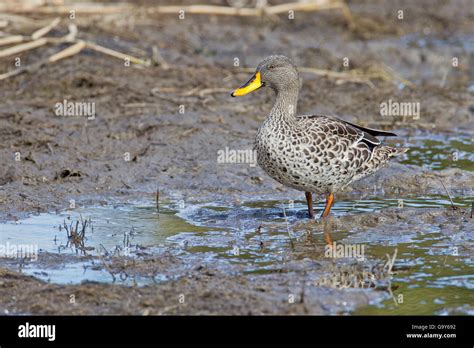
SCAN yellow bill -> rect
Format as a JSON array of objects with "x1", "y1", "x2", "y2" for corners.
[{"x1": 231, "y1": 71, "x2": 263, "y2": 97}]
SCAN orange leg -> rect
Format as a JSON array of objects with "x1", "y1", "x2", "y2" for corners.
[
  {"x1": 305, "y1": 191, "x2": 315, "y2": 219},
  {"x1": 324, "y1": 230, "x2": 334, "y2": 245},
  {"x1": 320, "y1": 193, "x2": 334, "y2": 219}
]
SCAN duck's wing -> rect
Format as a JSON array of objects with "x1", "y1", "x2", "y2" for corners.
[
  {"x1": 297, "y1": 114, "x2": 397, "y2": 148},
  {"x1": 335, "y1": 117, "x2": 397, "y2": 137}
]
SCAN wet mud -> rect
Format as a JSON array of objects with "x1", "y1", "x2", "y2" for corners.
[{"x1": 0, "y1": 0, "x2": 473, "y2": 315}]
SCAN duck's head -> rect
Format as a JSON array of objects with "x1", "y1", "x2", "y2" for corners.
[{"x1": 231, "y1": 55, "x2": 299, "y2": 97}]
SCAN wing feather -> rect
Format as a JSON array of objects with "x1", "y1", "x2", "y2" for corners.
[{"x1": 297, "y1": 114, "x2": 397, "y2": 149}]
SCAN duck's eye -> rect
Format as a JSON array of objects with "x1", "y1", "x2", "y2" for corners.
[{"x1": 268, "y1": 64, "x2": 275, "y2": 70}]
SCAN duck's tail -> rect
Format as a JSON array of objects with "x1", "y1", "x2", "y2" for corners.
[{"x1": 352, "y1": 146, "x2": 408, "y2": 182}]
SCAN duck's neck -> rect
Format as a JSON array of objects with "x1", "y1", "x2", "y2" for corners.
[{"x1": 268, "y1": 85, "x2": 299, "y2": 125}]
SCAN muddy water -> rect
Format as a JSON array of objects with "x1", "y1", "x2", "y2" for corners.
[
  {"x1": 0, "y1": 131, "x2": 472, "y2": 313},
  {"x1": 1, "y1": 191, "x2": 472, "y2": 314},
  {"x1": 388, "y1": 132, "x2": 474, "y2": 171},
  {"x1": 356, "y1": 242, "x2": 474, "y2": 315},
  {"x1": 0, "y1": 0, "x2": 473, "y2": 316}
]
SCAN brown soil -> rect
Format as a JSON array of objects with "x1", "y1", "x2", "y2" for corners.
[{"x1": 0, "y1": 0, "x2": 473, "y2": 315}]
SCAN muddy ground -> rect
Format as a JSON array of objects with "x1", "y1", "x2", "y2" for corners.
[{"x1": 0, "y1": 0, "x2": 473, "y2": 315}]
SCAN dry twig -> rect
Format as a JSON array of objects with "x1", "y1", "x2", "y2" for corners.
[
  {"x1": 0, "y1": 37, "x2": 48, "y2": 58},
  {"x1": 1, "y1": 1, "x2": 355, "y2": 28},
  {"x1": 0, "y1": 19, "x2": 149, "y2": 80},
  {"x1": 31, "y1": 17, "x2": 60, "y2": 40}
]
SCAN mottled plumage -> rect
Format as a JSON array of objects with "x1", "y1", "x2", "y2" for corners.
[
  {"x1": 232, "y1": 55, "x2": 407, "y2": 220},
  {"x1": 255, "y1": 114, "x2": 405, "y2": 194}
]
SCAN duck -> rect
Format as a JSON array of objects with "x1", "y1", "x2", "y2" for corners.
[{"x1": 231, "y1": 55, "x2": 407, "y2": 219}]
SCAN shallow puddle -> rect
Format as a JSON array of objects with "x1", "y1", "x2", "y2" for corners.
[
  {"x1": 390, "y1": 131, "x2": 474, "y2": 171},
  {"x1": 0, "y1": 193, "x2": 472, "y2": 315},
  {"x1": 355, "y1": 241, "x2": 474, "y2": 315},
  {"x1": 1, "y1": 129, "x2": 472, "y2": 312}
]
